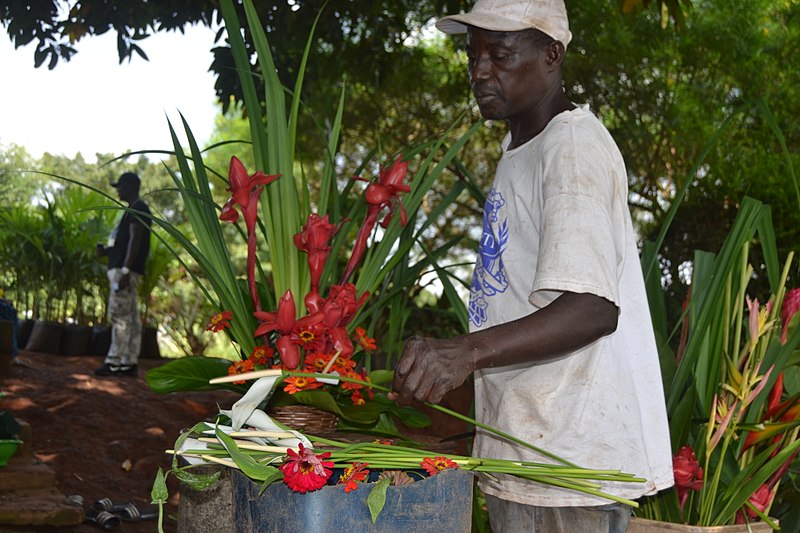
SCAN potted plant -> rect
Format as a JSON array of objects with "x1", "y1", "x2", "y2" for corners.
[
  {"x1": 632, "y1": 198, "x2": 800, "y2": 531},
  {"x1": 0, "y1": 409, "x2": 22, "y2": 467}
]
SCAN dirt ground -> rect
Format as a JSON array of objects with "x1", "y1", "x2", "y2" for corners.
[{"x1": 0, "y1": 351, "x2": 240, "y2": 533}]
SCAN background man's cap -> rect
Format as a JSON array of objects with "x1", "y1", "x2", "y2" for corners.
[
  {"x1": 110, "y1": 172, "x2": 141, "y2": 188},
  {"x1": 436, "y1": 0, "x2": 572, "y2": 48}
]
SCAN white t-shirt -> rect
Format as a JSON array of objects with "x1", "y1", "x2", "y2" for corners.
[{"x1": 469, "y1": 105, "x2": 674, "y2": 507}]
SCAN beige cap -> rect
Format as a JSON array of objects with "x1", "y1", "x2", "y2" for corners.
[{"x1": 436, "y1": 0, "x2": 572, "y2": 48}]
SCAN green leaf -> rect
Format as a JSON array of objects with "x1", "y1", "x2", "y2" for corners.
[
  {"x1": 366, "y1": 477, "x2": 391, "y2": 524},
  {"x1": 145, "y1": 357, "x2": 241, "y2": 393},
  {"x1": 173, "y1": 468, "x2": 221, "y2": 491},
  {"x1": 150, "y1": 468, "x2": 169, "y2": 504},
  {"x1": 215, "y1": 426, "x2": 283, "y2": 483}
]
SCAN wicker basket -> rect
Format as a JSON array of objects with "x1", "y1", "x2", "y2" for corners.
[{"x1": 268, "y1": 405, "x2": 339, "y2": 434}]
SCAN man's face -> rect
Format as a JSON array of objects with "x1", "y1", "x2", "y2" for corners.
[
  {"x1": 115, "y1": 182, "x2": 134, "y2": 202},
  {"x1": 467, "y1": 27, "x2": 551, "y2": 122}
]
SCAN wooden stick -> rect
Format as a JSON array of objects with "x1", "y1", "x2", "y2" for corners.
[{"x1": 208, "y1": 368, "x2": 283, "y2": 384}]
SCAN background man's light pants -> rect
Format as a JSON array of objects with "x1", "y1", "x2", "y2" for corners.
[{"x1": 105, "y1": 268, "x2": 141, "y2": 367}]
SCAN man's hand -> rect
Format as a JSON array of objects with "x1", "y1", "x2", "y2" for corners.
[
  {"x1": 96, "y1": 243, "x2": 108, "y2": 257},
  {"x1": 390, "y1": 335, "x2": 475, "y2": 406}
]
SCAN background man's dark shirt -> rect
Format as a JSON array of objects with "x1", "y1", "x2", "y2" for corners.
[{"x1": 107, "y1": 199, "x2": 151, "y2": 274}]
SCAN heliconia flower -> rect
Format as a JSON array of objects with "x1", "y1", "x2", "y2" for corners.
[
  {"x1": 227, "y1": 358, "x2": 255, "y2": 385},
  {"x1": 340, "y1": 156, "x2": 410, "y2": 284},
  {"x1": 219, "y1": 156, "x2": 281, "y2": 313},
  {"x1": 294, "y1": 213, "x2": 337, "y2": 292},
  {"x1": 354, "y1": 326, "x2": 377, "y2": 351},
  {"x1": 781, "y1": 288, "x2": 800, "y2": 344},
  {"x1": 254, "y1": 290, "x2": 325, "y2": 369},
  {"x1": 279, "y1": 443, "x2": 334, "y2": 494},
  {"x1": 207, "y1": 310, "x2": 233, "y2": 332},
  {"x1": 283, "y1": 375, "x2": 324, "y2": 395},
  {"x1": 248, "y1": 345, "x2": 274, "y2": 366},
  {"x1": 421, "y1": 456, "x2": 460, "y2": 476},
  {"x1": 338, "y1": 462, "x2": 369, "y2": 493},
  {"x1": 673, "y1": 445, "x2": 704, "y2": 510}
]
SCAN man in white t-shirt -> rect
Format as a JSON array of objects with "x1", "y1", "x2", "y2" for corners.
[{"x1": 390, "y1": 1, "x2": 674, "y2": 531}]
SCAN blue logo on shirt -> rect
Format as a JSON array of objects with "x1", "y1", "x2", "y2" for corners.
[{"x1": 469, "y1": 188, "x2": 509, "y2": 327}]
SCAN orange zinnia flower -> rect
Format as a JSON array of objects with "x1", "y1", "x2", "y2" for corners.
[
  {"x1": 227, "y1": 359, "x2": 255, "y2": 385},
  {"x1": 248, "y1": 345, "x2": 274, "y2": 366},
  {"x1": 354, "y1": 326, "x2": 377, "y2": 351},
  {"x1": 338, "y1": 462, "x2": 369, "y2": 492},
  {"x1": 421, "y1": 456, "x2": 459, "y2": 476},
  {"x1": 283, "y1": 375, "x2": 324, "y2": 395}
]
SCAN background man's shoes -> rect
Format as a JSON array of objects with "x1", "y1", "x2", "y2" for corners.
[{"x1": 94, "y1": 363, "x2": 138, "y2": 377}]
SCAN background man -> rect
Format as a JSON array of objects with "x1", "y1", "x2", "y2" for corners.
[
  {"x1": 391, "y1": 1, "x2": 674, "y2": 531},
  {"x1": 95, "y1": 172, "x2": 151, "y2": 377}
]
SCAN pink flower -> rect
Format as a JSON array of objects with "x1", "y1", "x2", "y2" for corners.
[
  {"x1": 735, "y1": 483, "x2": 773, "y2": 523},
  {"x1": 279, "y1": 443, "x2": 333, "y2": 493}
]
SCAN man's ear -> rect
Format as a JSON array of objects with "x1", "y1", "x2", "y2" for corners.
[{"x1": 546, "y1": 41, "x2": 566, "y2": 68}]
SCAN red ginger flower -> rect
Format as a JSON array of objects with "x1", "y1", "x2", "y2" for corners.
[
  {"x1": 253, "y1": 290, "x2": 325, "y2": 369},
  {"x1": 781, "y1": 288, "x2": 800, "y2": 344},
  {"x1": 207, "y1": 310, "x2": 233, "y2": 332},
  {"x1": 673, "y1": 446, "x2": 704, "y2": 510},
  {"x1": 421, "y1": 456, "x2": 459, "y2": 476},
  {"x1": 294, "y1": 213, "x2": 337, "y2": 293},
  {"x1": 219, "y1": 156, "x2": 280, "y2": 313},
  {"x1": 338, "y1": 462, "x2": 369, "y2": 493},
  {"x1": 279, "y1": 443, "x2": 334, "y2": 493},
  {"x1": 735, "y1": 483, "x2": 773, "y2": 523},
  {"x1": 341, "y1": 156, "x2": 410, "y2": 284}
]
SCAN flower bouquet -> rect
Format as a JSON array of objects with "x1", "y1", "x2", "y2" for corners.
[
  {"x1": 636, "y1": 197, "x2": 800, "y2": 530},
  {"x1": 143, "y1": 0, "x2": 482, "y2": 437}
]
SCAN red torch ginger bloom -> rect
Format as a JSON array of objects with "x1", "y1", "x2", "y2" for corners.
[
  {"x1": 294, "y1": 213, "x2": 337, "y2": 292},
  {"x1": 673, "y1": 446, "x2": 704, "y2": 510},
  {"x1": 341, "y1": 156, "x2": 410, "y2": 284},
  {"x1": 219, "y1": 156, "x2": 281, "y2": 313},
  {"x1": 338, "y1": 462, "x2": 370, "y2": 493},
  {"x1": 781, "y1": 288, "x2": 800, "y2": 344},
  {"x1": 421, "y1": 456, "x2": 460, "y2": 476},
  {"x1": 206, "y1": 310, "x2": 233, "y2": 332},
  {"x1": 279, "y1": 443, "x2": 334, "y2": 494},
  {"x1": 735, "y1": 483, "x2": 773, "y2": 523},
  {"x1": 227, "y1": 358, "x2": 255, "y2": 385},
  {"x1": 254, "y1": 290, "x2": 325, "y2": 369},
  {"x1": 354, "y1": 326, "x2": 377, "y2": 351}
]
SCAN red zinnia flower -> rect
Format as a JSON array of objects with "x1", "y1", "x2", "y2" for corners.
[
  {"x1": 421, "y1": 456, "x2": 459, "y2": 476},
  {"x1": 279, "y1": 443, "x2": 334, "y2": 493},
  {"x1": 338, "y1": 462, "x2": 369, "y2": 493},
  {"x1": 248, "y1": 345, "x2": 274, "y2": 366},
  {"x1": 207, "y1": 310, "x2": 233, "y2": 332}
]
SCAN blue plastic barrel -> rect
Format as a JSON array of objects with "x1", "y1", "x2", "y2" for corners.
[{"x1": 231, "y1": 468, "x2": 473, "y2": 532}]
